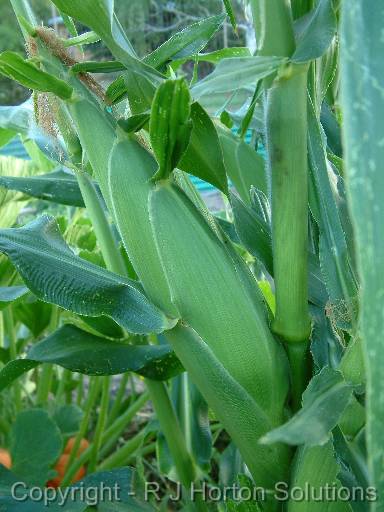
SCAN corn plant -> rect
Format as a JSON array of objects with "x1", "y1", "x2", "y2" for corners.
[{"x1": 0, "y1": 0, "x2": 382, "y2": 510}]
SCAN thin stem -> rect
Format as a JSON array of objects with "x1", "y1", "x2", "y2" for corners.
[
  {"x1": 56, "y1": 368, "x2": 71, "y2": 403},
  {"x1": 3, "y1": 308, "x2": 22, "y2": 411},
  {"x1": 36, "y1": 364, "x2": 54, "y2": 405},
  {"x1": 36, "y1": 305, "x2": 59, "y2": 405},
  {"x1": 87, "y1": 376, "x2": 111, "y2": 473},
  {"x1": 76, "y1": 171, "x2": 126, "y2": 276},
  {"x1": 107, "y1": 372, "x2": 130, "y2": 425},
  {"x1": 61, "y1": 391, "x2": 150, "y2": 478},
  {"x1": 101, "y1": 390, "x2": 149, "y2": 457},
  {"x1": 61, "y1": 377, "x2": 102, "y2": 487},
  {"x1": 97, "y1": 430, "x2": 146, "y2": 471},
  {"x1": 76, "y1": 374, "x2": 84, "y2": 406},
  {"x1": 145, "y1": 379, "x2": 196, "y2": 489}
]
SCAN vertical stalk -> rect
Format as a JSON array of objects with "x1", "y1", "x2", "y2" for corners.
[
  {"x1": 88, "y1": 376, "x2": 111, "y2": 473},
  {"x1": 76, "y1": 172, "x2": 127, "y2": 276},
  {"x1": 61, "y1": 377, "x2": 102, "y2": 487},
  {"x1": 37, "y1": 305, "x2": 59, "y2": 404},
  {"x1": 107, "y1": 372, "x2": 130, "y2": 425},
  {"x1": 36, "y1": 364, "x2": 54, "y2": 404},
  {"x1": 252, "y1": 0, "x2": 311, "y2": 409},
  {"x1": 267, "y1": 66, "x2": 311, "y2": 344},
  {"x1": 145, "y1": 379, "x2": 196, "y2": 489},
  {"x1": 3, "y1": 308, "x2": 22, "y2": 411}
]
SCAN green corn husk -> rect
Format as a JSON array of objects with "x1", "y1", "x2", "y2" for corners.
[
  {"x1": 166, "y1": 323, "x2": 291, "y2": 493},
  {"x1": 108, "y1": 139, "x2": 177, "y2": 317},
  {"x1": 148, "y1": 180, "x2": 289, "y2": 423}
]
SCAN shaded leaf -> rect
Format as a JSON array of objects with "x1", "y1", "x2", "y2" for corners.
[
  {"x1": 293, "y1": 0, "x2": 337, "y2": 62},
  {"x1": 222, "y1": 0, "x2": 237, "y2": 31},
  {"x1": 0, "y1": 51, "x2": 73, "y2": 99},
  {"x1": 261, "y1": 368, "x2": 352, "y2": 447},
  {"x1": 218, "y1": 128, "x2": 267, "y2": 202},
  {"x1": 53, "y1": 404, "x2": 84, "y2": 435},
  {"x1": 308, "y1": 99, "x2": 357, "y2": 316},
  {"x1": 288, "y1": 441, "x2": 352, "y2": 511},
  {"x1": 10, "y1": 409, "x2": 63, "y2": 486},
  {"x1": 0, "y1": 359, "x2": 38, "y2": 392},
  {"x1": 0, "y1": 286, "x2": 29, "y2": 311},
  {"x1": 179, "y1": 102, "x2": 228, "y2": 193},
  {"x1": 118, "y1": 113, "x2": 150, "y2": 133},
  {"x1": 0, "y1": 168, "x2": 85, "y2": 207},
  {"x1": 231, "y1": 193, "x2": 273, "y2": 274},
  {"x1": 27, "y1": 324, "x2": 183, "y2": 379},
  {"x1": 0, "y1": 216, "x2": 176, "y2": 335},
  {"x1": 71, "y1": 60, "x2": 125, "y2": 74}
]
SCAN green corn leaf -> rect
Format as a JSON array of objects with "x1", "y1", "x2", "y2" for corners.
[
  {"x1": 123, "y1": 71, "x2": 157, "y2": 114},
  {"x1": 261, "y1": 368, "x2": 352, "y2": 447},
  {"x1": 0, "y1": 286, "x2": 29, "y2": 310},
  {"x1": 118, "y1": 113, "x2": 150, "y2": 134},
  {"x1": 308, "y1": 99, "x2": 357, "y2": 317},
  {"x1": 165, "y1": 324, "x2": 290, "y2": 490},
  {"x1": 191, "y1": 56, "x2": 286, "y2": 99},
  {"x1": 172, "y1": 47, "x2": 251, "y2": 68},
  {"x1": 50, "y1": 0, "x2": 162, "y2": 84},
  {"x1": 106, "y1": 75, "x2": 128, "y2": 104},
  {"x1": 218, "y1": 127, "x2": 267, "y2": 202},
  {"x1": 62, "y1": 31, "x2": 101, "y2": 47},
  {"x1": 333, "y1": 427, "x2": 370, "y2": 495},
  {"x1": 0, "y1": 216, "x2": 176, "y2": 335},
  {"x1": 321, "y1": 102, "x2": 343, "y2": 158},
  {"x1": 287, "y1": 441, "x2": 352, "y2": 511},
  {"x1": 178, "y1": 102, "x2": 228, "y2": 193},
  {"x1": 150, "y1": 78, "x2": 193, "y2": 181},
  {"x1": 0, "y1": 325, "x2": 182, "y2": 391},
  {"x1": 340, "y1": 2, "x2": 384, "y2": 504},
  {"x1": 144, "y1": 14, "x2": 226, "y2": 69},
  {"x1": 0, "y1": 168, "x2": 86, "y2": 207},
  {"x1": 27, "y1": 324, "x2": 182, "y2": 379},
  {"x1": 222, "y1": 0, "x2": 237, "y2": 31},
  {"x1": 149, "y1": 181, "x2": 289, "y2": 424},
  {"x1": 310, "y1": 305, "x2": 343, "y2": 372},
  {"x1": 0, "y1": 359, "x2": 39, "y2": 392},
  {"x1": 10, "y1": 409, "x2": 63, "y2": 486},
  {"x1": 71, "y1": 60, "x2": 126, "y2": 74},
  {"x1": 0, "y1": 51, "x2": 73, "y2": 100},
  {"x1": 293, "y1": 0, "x2": 337, "y2": 63},
  {"x1": 231, "y1": 193, "x2": 273, "y2": 274}
]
